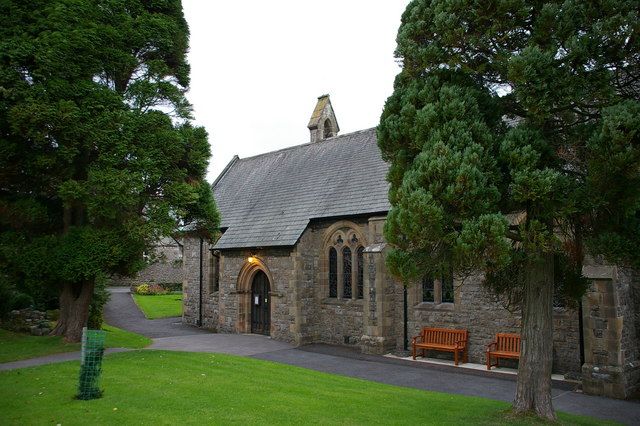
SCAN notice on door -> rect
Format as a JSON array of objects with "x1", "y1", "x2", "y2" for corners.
[{"x1": 254, "y1": 295, "x2": 260, "y2": 306}]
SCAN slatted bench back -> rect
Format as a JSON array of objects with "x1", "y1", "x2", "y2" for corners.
[
  {"x1": 421, "y1": 328, "x2": 467, "y2": 345},
  {"x1": 496, "y1": 333, "x2": 521, "y2": 353}
]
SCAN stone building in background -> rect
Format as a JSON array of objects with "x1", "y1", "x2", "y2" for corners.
[
  {"x1": 182, "y1": 95, "x2": 639, "y2": 399},
  {"x1": 109, "y1": 237, "x2": 183, "y2": 287}
]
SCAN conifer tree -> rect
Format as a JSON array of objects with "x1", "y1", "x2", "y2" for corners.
[
  {"x1": 378, "y1": 0, "x2": 639, "y2": 419},
  {"x1": 0, "y1": 0, "x2": 219, "y2": 342}
]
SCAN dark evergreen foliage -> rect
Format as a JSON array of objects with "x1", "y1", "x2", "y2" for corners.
[
  {"x1": 0, "y1": 0, "x2": 219, "y2": 341},
  {"x1": 379, "y1": 0, "x2": 638, "y2": 419}
]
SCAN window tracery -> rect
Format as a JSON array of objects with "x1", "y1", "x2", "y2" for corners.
[{"x1": 324, "y1": 225, "x2": 365, "y2": 300}]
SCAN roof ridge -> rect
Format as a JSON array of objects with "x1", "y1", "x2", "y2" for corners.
[
  {"x1": 212, "y1": 155, "x2": 239, "y2": 188},
  {"x1": 232, "y1": 127, "x2": 377, "y2": 163}
]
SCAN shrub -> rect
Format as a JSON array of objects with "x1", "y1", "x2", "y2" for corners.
[
  {"x1": 11, "y1": 292, "x2": 34, "y2": 310},
  {"x1": 135, "y1": 284, "x2": 150, "y2": 295},
  {"x1": 148, "y1": 284, "x2": 168, "y2": 295},
  {"x1": 160, "y1": 282, "x2": 182, "y2": 292},
  {"x1": 134, "y1": 283, "x2": 167, "y2": 295},
  {"x1": 0, "y1": 277, "x2": 15, "y2": 318}
]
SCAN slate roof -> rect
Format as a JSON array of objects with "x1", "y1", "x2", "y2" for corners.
[{"x1": 212, "y1": 128, "x2": 390, "y2": 249}]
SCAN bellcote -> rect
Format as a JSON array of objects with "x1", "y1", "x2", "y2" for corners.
[{"x1": 307, "y1": 94, "x2": 340, "y2": 143}]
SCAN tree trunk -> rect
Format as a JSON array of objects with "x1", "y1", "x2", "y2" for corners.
[
  {"x1": 513, "y1": 252, "x2": 556, "y2": 420},
  {"x1": 50, "y1": 280, "x2": 95, "y2": 343}
]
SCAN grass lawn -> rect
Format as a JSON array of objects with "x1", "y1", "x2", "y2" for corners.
[
  {"x1": 0, "y1": 351, "x2": 610, "y2": 425},
  {"x1": 0, "y1": 325, "x2": 151, "y2": 363},
  {"x1": 132, "y1": 293, "x2": 182, "y2": 319}
]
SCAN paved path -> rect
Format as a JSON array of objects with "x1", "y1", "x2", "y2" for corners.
[
  {"x1": 254, "y1": 344, "x2": 640, "y2": 425},
  {"x1": 104, "y1": 287, "x2": 209, "y2": 338},
  {"x1": 0, "y1": 348, "x2": 129, "y2": 372},
  {"x1": 2, "y1": 287, "x2": 638, "y2": 425}
]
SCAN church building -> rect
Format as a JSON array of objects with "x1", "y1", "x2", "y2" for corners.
[{"x1": 182, "y1": 95, "x2": 639, "y2": 400}]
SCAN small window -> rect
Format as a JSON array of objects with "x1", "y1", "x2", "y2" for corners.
[
  {"x1": 441, "y1": 272, "x2": 454, "y2": 303},
  {"x1": 342, "y1": 246, "x2": 352, "y2": 298},
  {"x1": 329, "y1": 247, "x2": 337, "y2": 298},
  {"x1": 323, "y1": 119, "x2": 333, "y2": 138},
  {"x1": 209, "y1": 252, "x2": 219, "y2": 292},
  {"x1": 421, "y1": 270, "x2": 454, "y2": 304},
  {"x1": 356, "y1": 246, "x2": 364, "y2": 299},
  {"x1": 422, "y1": 276, "x2": 434, "y2": 302}
]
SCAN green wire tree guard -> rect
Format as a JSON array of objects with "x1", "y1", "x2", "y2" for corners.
[{"x1": 77, "y1": 327, "x2": 106, "y2": 400}]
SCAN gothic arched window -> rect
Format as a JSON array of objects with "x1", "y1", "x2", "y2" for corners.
[
  {"x1": 325, "y1": 226, "x2": 366, "y2": 300},
  {"x1": 342, "y1": 246, "x2": 352, "y2": 298},
  {"x1": 356, "y1": 246, "x2": 364, "y2": 299},
  {"x1": 329, "y1": 247, "x2": 337, "y2": 298}
]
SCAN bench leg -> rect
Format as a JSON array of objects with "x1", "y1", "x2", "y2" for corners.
[
  {"x1": 454, "y1": 350, "x2": 458, "y2": 366},
  {"x1": 486, "y1": 352, "x2": 491, "y2": 370},
  {"x1": 412, "y1": 345, "x2": 416, "y2": 360},
  {"x1": 464, "y1": 348, "x2": 468, "y2": 364}
]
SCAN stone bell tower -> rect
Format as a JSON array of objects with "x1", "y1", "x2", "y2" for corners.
[{"x1": 307, "y1": 94, "x2": 340, "y2": 143}]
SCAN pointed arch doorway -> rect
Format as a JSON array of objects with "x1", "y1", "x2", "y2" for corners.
[{"x1": 250, "y1": 270, "x2": 271, "y2": 335}]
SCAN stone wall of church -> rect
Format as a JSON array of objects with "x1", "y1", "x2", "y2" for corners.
[
  {"x1": 629, "y1": 269, "x2": 640, "y2": 397},
  {"x1": 618, "y1": 268, "x2": 640, "y2": 397},
  {"x1": 218, "y1": 248, "x2": 297, "y2": 342},
  {"x1": 292, "y1": 218, "x2": 371, "y2": 347},
  {"x1": 582, "y1": 266, "x2": 640, "y2": 398},
  {"x1": 183, "y1": 235, "x2": 299, "y2": 341},
  {"x1": 182, "y1": 236, "x2": 219, "y2": 329},
  {"x1": 391, "y1": 272, "x2": 582, "y2": 375},
  {"x1": 182, "y1": 220, "x2": 640, "y2": 397}
]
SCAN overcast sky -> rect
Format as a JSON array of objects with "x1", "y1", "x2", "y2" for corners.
[{"x1": 182, "y1": 1, "x2": 410, "y2": 181}]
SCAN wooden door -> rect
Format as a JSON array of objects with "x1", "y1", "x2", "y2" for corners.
[{"x1": 251, "y1": 271, "x2": 270, "y2": 335}]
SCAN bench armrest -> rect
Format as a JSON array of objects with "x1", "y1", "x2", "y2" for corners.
[
  {"x1": 411, "y1": 335, "x2": 424, "y2": 344},
  {"x1": 486, "y1": 341, "x2": 497, "y2": 352}
]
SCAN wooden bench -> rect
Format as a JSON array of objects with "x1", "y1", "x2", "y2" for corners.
[
  {"x1": 411, "y1": 327, "x2": 468, "y2": 366},
  {"x1": 486, "y1": 333, "x2": 521, "y2": 370}
]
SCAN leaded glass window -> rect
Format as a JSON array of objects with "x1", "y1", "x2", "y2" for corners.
[
  {"x1": 356, "y1": 246, "x2": 364, "y2": 299},
  {"x1": 422, "y1": 276, "x2": 434, "y2": 302},
  {"x1": 441, "y1": 271, "x2": 454, "y2": 303},
  {"x1": 329, "y1": 247, "x2": 337, "y2": 298},
  {"x1": 342, "y1": 246, "x2": 352, "y2": 298}
]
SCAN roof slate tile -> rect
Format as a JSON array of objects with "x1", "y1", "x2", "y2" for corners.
[{"x1": 213, "y1": 128, "x2": 390, "y2": 249}]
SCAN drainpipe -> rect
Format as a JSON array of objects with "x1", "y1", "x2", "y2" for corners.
[
  {"x1": 403, "y1": 284, "x2": 408, "y2": 351},
  {"x1": 198, "y1": 237, "x2": 203, "y2": 327},
  {"x1": 578, "y1": 299, "x2": 585, "y2": 366}
]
